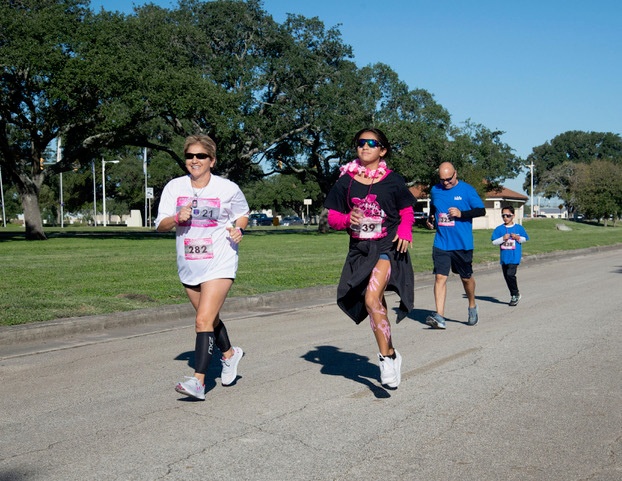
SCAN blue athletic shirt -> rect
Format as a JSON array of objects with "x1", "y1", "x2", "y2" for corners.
[
  {"x1": 491, "y1": 223, "x2": 529, "y2": 265},
  {"x1": 430, "y1": 181, "x2": 485, "y2": 251}
]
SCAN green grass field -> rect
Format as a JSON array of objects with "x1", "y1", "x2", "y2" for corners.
[{"x1": 0, "y1": 219, "x2": 619, "y2": 326}]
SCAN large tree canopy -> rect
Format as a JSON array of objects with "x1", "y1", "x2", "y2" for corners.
[
  {"x1": 572, "y1": 161, "x2": 622, "y2": 224},
  {"x1": 1, "y1": 0, "x2": 525, "y2": 239},
  {"x1": 525, "y1": 130, "x2": 622, "y2": 198},
  {"x1": 0, "y1": 0, "x2": 92, "y2": 238},
  {"x1": 525, "y1": 131, "x2": 622, "y2": 216}
]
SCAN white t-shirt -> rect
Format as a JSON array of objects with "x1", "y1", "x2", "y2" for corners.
[{"x1": 155, "y1": 174, "x2": 249, "y2": 285}]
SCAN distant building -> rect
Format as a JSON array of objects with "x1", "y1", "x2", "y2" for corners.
[{"x1": 533, "y1": 206, "x2": 568, "y2": 219}]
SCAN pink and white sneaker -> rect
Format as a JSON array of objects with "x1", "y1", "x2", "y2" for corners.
[{"x1": 175, "y1": 376, "x2": 205, "y2": 400}]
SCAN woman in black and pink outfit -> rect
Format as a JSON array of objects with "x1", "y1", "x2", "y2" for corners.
[{"x1": 324, "y1": 128, "x2": 415, "y2": 389}]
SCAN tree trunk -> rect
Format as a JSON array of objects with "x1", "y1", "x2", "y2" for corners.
[
  {"x1": 21, "y1": 191, "x2": 47, "y2": 240},
  {"x1": 317, "y1": 208, "x2": 330, "y2": 234}
]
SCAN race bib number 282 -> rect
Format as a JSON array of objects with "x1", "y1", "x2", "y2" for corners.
[{"x1": 184, "y1": 237, "x2": 214, "y2": 260}]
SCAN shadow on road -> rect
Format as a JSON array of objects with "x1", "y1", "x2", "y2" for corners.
[{"x1": 301, "y1": 345, "x2": 390, "y2": 399}]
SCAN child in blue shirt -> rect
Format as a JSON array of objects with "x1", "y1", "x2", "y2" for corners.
[{"x1": 491, "y1": 205, "x2": 529, "y2": 306}]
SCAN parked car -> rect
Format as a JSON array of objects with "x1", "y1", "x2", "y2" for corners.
[
  {"x1": 280, "y1": 216, "x2": 304, "y2": 226},
  {"x1": 249, "y1": 213, "x2": 273, "y2": 226}
]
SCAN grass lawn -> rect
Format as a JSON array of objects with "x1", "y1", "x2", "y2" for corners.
[{"x1": 0, "y1": 219, "x2": 619, "y2": 326}]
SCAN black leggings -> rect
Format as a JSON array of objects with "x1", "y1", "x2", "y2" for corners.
[{"x1": 501, "y1": 264, "x2": 519, "y2": 296}]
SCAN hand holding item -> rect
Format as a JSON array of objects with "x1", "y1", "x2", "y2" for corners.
[
  {"x1": 426, "y1": 214, "x2": 435, "y2": 230},
  {"x1": 176, "y1": 202, "x2": 193, "y2": 224},
  {"x1": 448, "y1": 207, "x2": 461, "y2": 218},
  {"x1": 350, "y1": 207, "x2": 363, "y2": 228}
]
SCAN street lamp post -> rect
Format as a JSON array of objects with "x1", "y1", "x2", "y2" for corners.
[
  {"x1": 143, "y1": 147, "x2": 148, "y2": 227},
  {"x1": 102, "y1": 159, "x2": 119, "y2": 227},
  {"x1": 528, "y1": 162, "x2": 535, "y2": 218}
]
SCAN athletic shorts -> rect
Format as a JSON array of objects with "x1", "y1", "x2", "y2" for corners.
[
  {"x1": 432, "y1": 246, "x2": 474, "y2": 279},
  {"x1": 182, "y1": 278, "x2": 234, "y2": 289}
]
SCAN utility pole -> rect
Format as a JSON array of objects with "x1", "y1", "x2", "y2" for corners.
[{"x1": 57, "y1": 138, "x2": 63, "y2": 228}]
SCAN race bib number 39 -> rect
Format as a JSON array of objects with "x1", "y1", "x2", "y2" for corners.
[
  {"x1": 184, "y1": 237, "x2": 214, "y2": 260},
  {"x1": 353, "y1": 216, "x2": 383, "y2": 240}
]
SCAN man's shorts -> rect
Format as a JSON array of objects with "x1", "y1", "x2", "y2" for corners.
[{"x1": 432, "y1": 246, "x2": 474, "y2": 279}]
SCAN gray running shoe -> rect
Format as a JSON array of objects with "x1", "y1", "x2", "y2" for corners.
[
  {"x1": 175, "y1": 376, "x2": 205, "y2": 400},
  {"x1": 426, "y1": 313, "x2": 446, "y2": 329},
  {"x1": 467, "y1": 305, "x2": 479, "y2": 326},
  {"x1": 509, "y1": 294, "x2": 521, "y2": 306},
  {"x1": 221, "y1": 346, "x2": 244, "y2": 386}
]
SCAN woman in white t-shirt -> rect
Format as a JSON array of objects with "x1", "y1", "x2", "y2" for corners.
[{"x1": 156, "y1": 134, "x2": 249, "y2": 400}]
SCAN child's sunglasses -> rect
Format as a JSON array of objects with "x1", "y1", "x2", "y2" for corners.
[{"x1": 356, "y1": 139, "x2": 383, "y2": 149}]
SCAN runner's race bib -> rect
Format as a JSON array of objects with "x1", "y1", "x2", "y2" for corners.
[
  {"x1": 184, "y1": 237, "x2": 214, "y2": 260},
  {"x1": 501, "y1": 239, "x2": 516, "y2": 250},
  {"x1": 176, "y1": 197, "x2": 221, "y2": 228},
  {"x1": 437, "y1": 212, "x2": 455, "y2": 227},
  {"x1": 352, "y1": 216, "x2": 383, "y2": 240}
]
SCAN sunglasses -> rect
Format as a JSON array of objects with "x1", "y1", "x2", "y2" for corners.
[
  {"x1": 440, "y1": 171, "x2": 455, "y2": 183},
  {"x1": 184, "y1": 152, "x2": 210, "y2": 160},
  {"x1": 502, "y1": 214, "x2": 514, "y2": 218},
  {"x1": 357, "y1": 139, "x2": 383, "y2": 149}
]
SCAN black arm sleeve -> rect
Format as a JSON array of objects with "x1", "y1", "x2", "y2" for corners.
[{"x1": 460, "y1": 207, "x2": 486, "y2": 220}]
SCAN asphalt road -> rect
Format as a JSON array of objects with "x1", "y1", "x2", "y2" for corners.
[{"x1": 1, "y1": 247, "x2": 621, "y2": 480}]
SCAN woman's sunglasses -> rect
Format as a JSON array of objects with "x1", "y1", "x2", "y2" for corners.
[
  {"x1": 185, "y1": 152, "x2": 210, "y2": 160},
  {"x1": 357, "y1": 139, "x2": 383, "y2": 149}
]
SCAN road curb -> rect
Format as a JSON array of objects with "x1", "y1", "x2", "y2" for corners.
[{"x1": 1, "y1": 244, "x2": 620, "y2": 347}]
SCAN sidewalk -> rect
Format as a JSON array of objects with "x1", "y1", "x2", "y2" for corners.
[{"x1": 1, "y1": 244, "x2": 620, "y2": 351}]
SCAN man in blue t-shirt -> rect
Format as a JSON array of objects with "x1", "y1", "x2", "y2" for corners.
[{"x1": 425, "y1": 162, "x2": 486, "y2": 329}]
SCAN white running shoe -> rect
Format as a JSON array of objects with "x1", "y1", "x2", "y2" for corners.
[
  {"x1": 175, "y1": 376, "x2": 205, "y2": 400},
  {"x1": 388, "y1": 350, "x2": 402, "y2": 388},
  {"x1": 378, "y1": 353, "x2": 397, "y2": 387},
  {"x1": 221, "y1": 346, "x2": 244, "y2": 386}
]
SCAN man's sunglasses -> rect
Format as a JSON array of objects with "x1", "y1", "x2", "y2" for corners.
[
  {"x1": 185, "y1": 152, "x2": 210, "y2": 160},
  {"x1": 502, "y1": 214, "x2": 514, "y2": 218},
  {"x1": 440, "y1": 171, "x2": 455, "y2": 183},
  {"x1": 357, "y1": 139, "x2": 383, "y2": 149}
]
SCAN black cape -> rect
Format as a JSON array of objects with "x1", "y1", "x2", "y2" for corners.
[{"x1": 336, "y1": 238, "x2": 414, "y2": 324}]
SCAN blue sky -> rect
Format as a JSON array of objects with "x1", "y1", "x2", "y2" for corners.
[{"x1": 90, "y1": 0, "x2": 621, "y2": 198}]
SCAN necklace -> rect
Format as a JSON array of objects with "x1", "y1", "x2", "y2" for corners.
[
  {"x1": 339, "y1": 159, "x2": 387, "y2": 179},
  {"x1": 191, "y1": 174, "x2": 211, "y2": 198}
]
